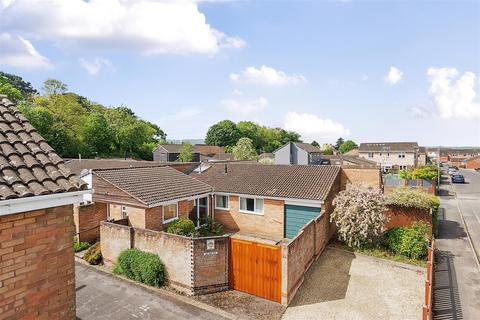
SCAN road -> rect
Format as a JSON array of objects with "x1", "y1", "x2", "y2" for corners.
[
  {"x1": 75, "y1": 262, "x2": 227, "y2": 320},
  {"x1": 433, "y1": 168, "x2": 480, "y2": 320}
]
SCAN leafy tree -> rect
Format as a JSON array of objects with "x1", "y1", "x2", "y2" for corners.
[
  {"x1": 339, "y1": 140, "x2": 358, "y2": 154},
  {"x1": 0, "y1": 76, "x2": 23, "y2": 103},
  {"x1": 83, "y1": 112, "x2": 113, "y2": 156},
  {"x1": 237, "y1": 121, "x2": 261, "y2": 150},
  {"x1": 205, "y1": 120, "x2": 240, "y2": 147},
  {"x1": 322, "y1": 144, "x2": 334, "y2": 155},
  {"x1": 335, "y1": 137, "x2": 345, "y2": 150},
  {"x1": 0, "y1": 71, "x2": 37, "y2": 98},
  {"x1": 232, "y1": 137, "x2": 258, "y2": 160},
  {"x1": 311, "y1": 140, "x2": 320, "y2": 147},
  {"x1": 331, "y1": 184, "x2": 387, "y2": 247},
  {"x1": 42, "y1": 78, "x2": 67, "y2": 95},
  {"x1": 178, "y1": 142, "x2": 194, "y2": 162}
]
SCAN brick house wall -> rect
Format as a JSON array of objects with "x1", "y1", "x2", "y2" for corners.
[
  {"x1": 213, "y1": 196, "x2": 284, "y2": 240},
  {"x1": 0, "y1": 205, "x2": 75, "y2": 320},
  {"x1": 465, "y1": 158, "x2": 480, "y2": 169},
  {"x1": 341, "y1": 167, "x2": 382, "y2": 190},
  {"x1": 73, "y1": 202, "x2": 107, "y2": 243}
]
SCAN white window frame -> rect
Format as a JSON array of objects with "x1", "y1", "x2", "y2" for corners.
[
  {"x1": 239, "y1": 197, "x2": 264, "y2": 215},
  {"x1": 214, "y1": 194, "x2": 230, "y2": 210},
  {"x1": 163, "y1": 202, "x2": 179, "y2": 224},
  {"x1": 398, "y1": 152, "x2": 406, "y2": 158},
  {"x1": 121, "y1": 205, "x2": 128, "y2": 218},
  {"x1": 368, "y1": 152, "x2": 374, "y2": 158}
]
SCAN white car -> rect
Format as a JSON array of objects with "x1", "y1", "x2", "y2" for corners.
[{"x1": 448, "y1": 168, "x2": 458, "y2": 176}]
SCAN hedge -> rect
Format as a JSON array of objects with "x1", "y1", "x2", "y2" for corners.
[
  {"x1": 384, "y1": 222, "x2": 430, "y2": 259},
  {"x1": 166, "y1": 218, "x2": 198, "y2": 237},
  {"x1": 386, "y1": 187, "x2": 439, "y2": 211},
  {"x1": 113, "y1": 249, "x2": 165, "y2": 287}
]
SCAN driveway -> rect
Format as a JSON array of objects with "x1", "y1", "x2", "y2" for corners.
[
  {"x1": 282, "y1": 247, "x2": 424, "y2": 320},
  {"x1": 433, "y1": 169, "x2": 480, "y2": 319},
  {"x1": 75, "y1": 262, "x2": 227, "y2": 320}
]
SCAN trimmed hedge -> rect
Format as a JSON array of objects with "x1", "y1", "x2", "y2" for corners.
[
  {"x1": 386, "y1": 187, "x2": 439, "y2": 211},
  {"x1": 384, "y1": 222, "x2": 430, "y2": 259},
  {"x1": 84, "y1": 242, "x2": 102, "y2": 265},
  {"x1": 113, "y1": 249, "x2": 165, "y2": 287},
  {"x1": 166, "y1": 218, "x2": 198, "y2": 237}
]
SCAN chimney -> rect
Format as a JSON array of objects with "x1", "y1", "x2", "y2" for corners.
[
  {"x1": 224, "y1": 163, "x2": 228, "y2": 174},
  {"x1": 78, "y1": 153, "x2": 82, "y2": 162}
]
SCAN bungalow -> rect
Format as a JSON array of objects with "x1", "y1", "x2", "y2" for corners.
[
  {"x1": 274, "y1": 142, "x2": 323, "y2": 165},
  {"x1": 191, "y1": 163, "x2": 341, "y2": 240}
]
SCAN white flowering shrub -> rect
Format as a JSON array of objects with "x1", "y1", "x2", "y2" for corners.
[{"x1": 331, "y1": 184, "x2": 388, "y2": 247}]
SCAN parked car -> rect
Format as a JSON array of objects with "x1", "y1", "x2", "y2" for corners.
[
  {"x1": 448, "y1": 168, "x2": 458, "y2": 176},
  {"x1": 451, "y1": 174, "x2": 465, "y2": 183}
]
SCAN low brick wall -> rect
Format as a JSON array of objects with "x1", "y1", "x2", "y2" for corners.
[
  {"x1": 100, "y1": 221, "x2": 229, "y2": 295},
  {"x1": 74, "y1": 202, "x2": 107, "y2": 243},
  {"x1": 281, "y1": 212, "x2": 332, "y2": 305},
  {"x1": 385, "y1": 205, "x2": 432, "y2": 231}
]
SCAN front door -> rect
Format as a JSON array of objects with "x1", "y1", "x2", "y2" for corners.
[{"x1": 190, "y1": 196, "x2": 209, "y2": 227}]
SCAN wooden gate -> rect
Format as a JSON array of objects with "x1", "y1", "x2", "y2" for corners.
[{"x1": 229, "y1": 238, "x2": 282, "y2": 303}]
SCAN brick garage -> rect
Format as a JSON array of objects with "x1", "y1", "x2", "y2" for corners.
[
  {"x1": 73, "y1": 202, "x2": 107, "y2": 243},
  {"x1": 0, "y1": 206, "x2": 76, "y2": 319}
]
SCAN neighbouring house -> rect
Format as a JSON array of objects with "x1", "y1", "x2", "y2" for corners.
[
  {"x1": 463, "y1": 155, "x2": 480, "y2": 169},
  {"x1": 153, "y1": 143, "x2": 225, "y2": 162},
  {"x1": 191, "y1": 163, "x2": 341, "y2": 240},
  {"x1": 320, "y1": 154, "x2": 380, "y2": 167},
  {"x1": 0, "y1": 95, "x2": 90, "y2": 319},
  {"x1": 358, "y1": 142, "x2": 423, "y2": 171},
  {"x1": 418, "y1": 147, "x2": 427, "y2": 166},
  {"x1": 273, "y1": 142, "x2": 323, "y2": 165},
  {"x1": 427, "y1": 147, "x2": 480, "y2": 164},
  {"x1": 344, "y1": 148, "x2": 359, "y2": 156}
]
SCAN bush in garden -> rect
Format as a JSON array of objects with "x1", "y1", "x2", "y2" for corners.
[
  {"x1": 166, "y1": 218, "x2": 198, "y2": 237},
  {"x1": 399, "y1": 165, "x2": 438, "y2": 181},
  {"x1": 198, "y1": 218, "x2": 223, "y2": 237},
  {"x1": 114, "y1": 249, "x2": 165, "y2": 287},
  {"x1": 73, "y1": 241, "x2": 91, "y2": 253},
  {"x1": 331, "y1": 184, "x2": 387, "y2": 247},
  {"x1": 385, "y1": 187, "x2": 436, "y2": 211},
  {"x1": 384, "y1": 222, "x2": 430, "y2": 259},
  {"x1": 83, "y1": 242, "x2": 102, "y2": 265}
]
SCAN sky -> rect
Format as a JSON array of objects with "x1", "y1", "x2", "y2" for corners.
[{"x1": 0, "y1": 0, "x2": 479, "y2": 146}]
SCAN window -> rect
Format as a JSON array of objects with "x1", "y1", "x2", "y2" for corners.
[
  {"x1": 239, "y1": 197, "x2": 264, "y2": 214},
  {"x1": 163, "y1": 203, "x2": 178, "y2": 223},
  {"x1": 398, "y1": 152, "x2": 406, "y2": 158},
  {"x1": 121, "y1": 206, "x2": 128, "y2": 218},
  {"x1": 215, "y1": 195, "x2": 229, "y2": 210},
  {"x1": 368, "y1": 152, "x2": 374, "y2": 158},
  {"x1": 399, "y1": 165, "x2": 407, "y2": 170}
]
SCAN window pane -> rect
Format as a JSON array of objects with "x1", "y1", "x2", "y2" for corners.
[
  {"x1": 164, "y1": 204, "x2": 177, "y2": 221},
  {"x1": 240, "y1": 197, "x2": 247, "y2": 211},
  {"x1": 246, "y1": 198, "x2": 255, "y2": 212},
  {"x1": 255, "y1": 199, "x2": 264, "y2": 213},
  {"x1": 216, "y1": 195, "x2": 228, "y2": 208}
]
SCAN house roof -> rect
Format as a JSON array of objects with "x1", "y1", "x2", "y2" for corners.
[
  {"x1": 65, "y1": 158, "x2": 158, "y2": 176},
  {"x1": 359, "y1": 142, "x2": 419, "y2": 152},
  {"x1": 155, "y1": 144, "x2": 199, "y2": 154},
  {"x1": 191, "y1": 163, "x2": 340, "y2": 201},
  {"x1": 463, "y1": 155, "x2": 480, "y2": 162},
  {"x1": 154, "y1": 144, "x2": 224, "y2": 156},
  {"x1": 93, "y1": 166, "x2": 213, "y2": 207},
  {"x1": 293, "y1": 142, "x2": 323, "y2": 153},
  {"x1": 0, "y1": 95, "x2": 87, "y2": 200},
  {"x1": 320, "y1": 155, "x2": 379, "y2": 167},
  {"x1": 344, "y1": 148, "x2": 359, "y2": 156}
]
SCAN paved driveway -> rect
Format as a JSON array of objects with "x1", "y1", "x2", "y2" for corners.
[
  {"x1": 75, "y1": 262, "x2": 227, "y2": 320},
  {"x1": 282, "y1": 247, "x2": 424, "y2": 320}
]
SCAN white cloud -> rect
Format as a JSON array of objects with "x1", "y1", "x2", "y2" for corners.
[
  {"x1": 385, "y1": 66, "x2": 403, "y2": 85},
  {"x1": 0, "y1": 32, "x2": 51, "y2": 68},
  {"x1": 230, "y1": 65, "x2": 307, "y2": 86},
  {"x1": 410, "y1": 106, "x2": 430, "y2": 119},
  {"x1": 220, "y1": 96, "x2": 268, "y2": 115},
  {"x1": 283, "y1": 112, "x2": 350, "y2": 142},
  {"x1": 79, "y1": 57, "x2": 112, "y2": 75},
  {"x1": 427, "y1": 67, "x2": 480, "y2": 119},
  {"x1": 0, "y1": 0, "x2": 244, "y2": 56}
]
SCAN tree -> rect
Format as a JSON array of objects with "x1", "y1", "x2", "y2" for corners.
[
  {"x1": 205, "y1": 120, "x2": 240, "y2": 147},
  {"x1": 331, "y1": 184, "x2": 387, "y2": 247},
  {"x1": 0, "y1": 71, "x2": 37, "y2": 98},
  {"x1": 339, "y1": 140, "x2": 358, "y2": 154},
  {"x1": 322, "y1": 144, "x2": 334, "y2": 155},
  {"x1": 178, "y1": 142, "x2": 194, "y2": 162},
  {"x1": 232, "y1": 137, "x2": 257, "y2": 160},
  {"x1": 311, "y1": 140, "x2": 320, "y2": 147},
  {"x1": 83, "y1": 112, "x2": 113, "y2": 155},
  {"x1": 0, "y1": 76, "x2": 22, "y2": 103},
  {"x1": 42, "y1": 78, "x2": 67, "y2": 95},
  {"x1": 335, "y1": 137, "x2": 345, "y2": 150},
  {"x1": 237, "y1": 121, "x2": 261, "y2": 151}
]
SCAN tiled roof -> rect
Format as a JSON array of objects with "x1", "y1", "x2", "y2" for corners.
[
  {"x1": 293, "y1": 142, "x2": 323, "y2": 153},
  {"x1": 359, "y1": 142, "x2": 419, "y2": 152},
  {"x1": 154, "y1": 144, "x2": 224, "y2": 156},
  {"x1": 93, "y1": 166, "x2": 213, "y2": 207},
  {"x1": 0, "y1": 95, "x2": 87, "y2": 200},
  {"x1": 65, "y1": 158, "x2": 174, "y2": 176},
  {"x1": 463, "y1": 155, "x2": 480, "y2": 162},
  {"x1": 191, "y1": 163, "x2": 340, "y2": 201}
]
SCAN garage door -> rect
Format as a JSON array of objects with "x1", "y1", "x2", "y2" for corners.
[
  {"x1": 229, "y1": 238, "x2": 282, "y2": 303},
  {"x1": 284, "y1": 204, "x2": 321, "y2": 238}
]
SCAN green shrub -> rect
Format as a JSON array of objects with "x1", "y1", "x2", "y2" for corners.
[
  {"x1": 166, "y1": 218, "x2": 198, "y2": 237},
  {"x1": 384, "y1": 222, "x2": 430, "y2": 259},
  {"x1": 399, "y1": 165, "x2": 438, "y2": 181},
  {"x1": 83, "y1": 242, "x2": 102, "y2": 265},
  {"x1": 386, "y1": 187, "x2": 435, "y2": 211},
  {"x1": 73, "y1": 241, "x2": 91, "y2": 253},
  {"x1": 198, "y1": 218, "x2": 223, "y2": 237},
  {"x1": 114, "y1": 249, "x2": 165, "y2": 287}
]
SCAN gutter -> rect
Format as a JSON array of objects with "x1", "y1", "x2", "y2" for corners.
[{"x1": 0, "y1": 189, "x2": 92, "y2": 216}]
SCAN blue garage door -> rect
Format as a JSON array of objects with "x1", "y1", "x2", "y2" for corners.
[{"x1": 284, "y1": 204, "x2": 321, "y2": 239}]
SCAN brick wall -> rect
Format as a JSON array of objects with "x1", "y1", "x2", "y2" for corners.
[
  {"x1": 73, "y1": 202, "x2": 107, "y2": 243},
  {"x1": 0, "y1": 205, "x2": 75, "y2": 319},
  {"x1": 385, "y1": 205, "x2": 432, "y2": 232},
  {"x1": 214, "y1": 196, "x2": 284, "y2": 240},
  {"x1": 465, "y1": 158, "x2": 480, "y2": 169},
  {"x1": 341, "y1": 167, "x2": 382, "y2": 190}
]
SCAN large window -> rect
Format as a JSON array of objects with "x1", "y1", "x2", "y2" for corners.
[
  {"x1": 215, "y1": 195, "x2": 229, "y2": 210},
  {"x1": 239, "y1": 197, "x2": 264, "y2": 214},
  {"x1": 163, "y1": 203, "x2": 178, "y2": 223}
]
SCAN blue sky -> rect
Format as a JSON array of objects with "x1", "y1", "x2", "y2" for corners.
[{"x1": 0, "y1": 0, "x2": 479, "y2": 146}]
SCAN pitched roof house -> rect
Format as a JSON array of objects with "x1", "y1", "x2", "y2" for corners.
[
  {"x1": 273, "y1": 142, "x2": 323, "y2": 165},
  {"x1": 358, "y1": 142, "x2": 422, "y2": 170},
  {"x1": 153, "y1": 144, "x2": 225, "y2": 162},
  {"x1": 192, "y1": 163, "x2": 341, "y2": 240},
  {"x1": 0, "y1": 95, "x2": 89, "y2": 319}
]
